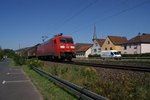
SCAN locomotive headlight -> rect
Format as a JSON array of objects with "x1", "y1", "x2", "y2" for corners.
[
  {"x1": 60, "y1": 46, "x2": 65, "y2": 48},
  {"x1": 70, "y1": 46, "x2": 75, "y2": 49}
]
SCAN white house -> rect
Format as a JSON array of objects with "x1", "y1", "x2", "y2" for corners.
[
  {"x1": 91, "y1": 39, "x2": 105, "y2": 55},
  {"x1": 75, "y1": 43, "x2": 92, "y2": 57},
  {"x1": 121, "y1": 33, "x2": 150, "y2": 54}
]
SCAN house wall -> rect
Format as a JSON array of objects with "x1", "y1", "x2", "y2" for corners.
[
  {"x1": 121, "y1": 43, "x2": 150, "y2": 54},
  {"x1": 76, "y1": 48, "x2": 92, "y2": 58},
  {"x1": 85, "y1": 48, "x2": 92, "y2": 57},
  {"x1": 141, "y1": 43, "x2": 150, "y2": 53},
  {"x1": 101, "y1": 38, "x2": 122, "y2": 52},
  {"x1": 102, "y1": 38, "x2": 114, "y2": 50},
  {"x1": 114, "y1": 45, "x2": 123, "y2": 52},
  {"x1": 76, "y1": 52, "x2": 85, "y2": 58},
  {"x1": 91, "y1": 40, "x2": 101, "y2": 55},
  {"x1": 121, "y1": 44, "x2": 141, "y2": 54}
]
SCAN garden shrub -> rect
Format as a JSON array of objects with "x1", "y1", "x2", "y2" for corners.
[
  {"x1": 88, "y1": 54, "x2": 101, "y2": 59},
  {"x1": 26, "y1": 58, "x2": 44, "y2": 68},
  {"x1": 13, "y1": 55, "x2": 26, "y2": 65},
  {"x1": 122, "y1": 53, "x2": 150, "y2": 57}
]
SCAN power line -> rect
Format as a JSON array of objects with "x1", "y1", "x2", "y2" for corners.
[
  {"x1": 54, "y1": 0, "x2": 99, "y2": 31},
  {"x1": 71, "y1": 0, "x2": 150, "y2": 34}
]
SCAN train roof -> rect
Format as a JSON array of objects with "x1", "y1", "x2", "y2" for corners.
[{"x1": 39, "y1": 35, "x2": 73, "y2": 46}]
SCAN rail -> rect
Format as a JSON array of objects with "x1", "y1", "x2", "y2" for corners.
[
  {"x1": 65, "y1": 62, "x2": 150, "y2": 73},
  {"x1": 73, "y1": 57, "x2": 150, "y2": 60},
  {"x1": 31, "y1": 66, "x2": 108, "y2": 100}
]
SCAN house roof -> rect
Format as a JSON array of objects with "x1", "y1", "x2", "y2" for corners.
[
  {"x1": 75, "y1": 43, "x2": 92, "y2": 52},
  {"x1": 95, "y1": 39, "x2": 105, "y2": 47},
  {"x1": 108, "y1": 36, "x2": 127, "y2": 45},
  {"x1": 127, "y1": 33, "x2": 150, "y2": 44}
]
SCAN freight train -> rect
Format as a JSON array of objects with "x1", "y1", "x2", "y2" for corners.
[{"x1": 27, "y1": 33, "x2": 76, "y2": 61}]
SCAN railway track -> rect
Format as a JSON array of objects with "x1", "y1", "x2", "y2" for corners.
[{"x1": 63, "y1": 61, "x2": 150, "y2": 73}]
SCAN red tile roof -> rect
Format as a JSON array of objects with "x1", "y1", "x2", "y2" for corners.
[
  {"x1": 127, "y1": 33, "x2": 150, "y2": 44},
  {"x1": 108, "y1": 36, "x2": 127, "y2": 45},
  {"x1": 95, "y1": 39, "x2": 105, "y2": 47},
  {"x1": 75, "y1": 43, "x2": 92, "y2": 52}
]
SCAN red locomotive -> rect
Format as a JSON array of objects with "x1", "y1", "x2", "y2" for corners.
[{"x1": 35, "y1": 33, "x2": 75, "y2": 61}]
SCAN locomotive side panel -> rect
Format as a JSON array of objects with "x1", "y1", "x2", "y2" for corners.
[{"x1": 49, "y1": 38, "x2": 57, "y2": 57}]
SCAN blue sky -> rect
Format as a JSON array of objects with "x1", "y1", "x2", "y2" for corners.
[{"x1": 0, "y1": 0, "x2": 150, "y2": 50}]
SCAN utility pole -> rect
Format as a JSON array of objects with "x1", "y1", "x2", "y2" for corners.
[
  {"x1": 19, "y1": 43, "x2": 20, "y2": 49},
  {"x1": 92, "y1": 25, "x2": 97, "y2": 41}
]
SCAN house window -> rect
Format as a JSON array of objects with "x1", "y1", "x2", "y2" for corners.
[
  {"x1": 108, "y1": 41, "x2": 110, "y2": 44},
  {"x1": 105, "y1": 48, "x2": 107, "y2": 50},
  {"x1": 94, "y1": 49, "x2": 97, "y2": 52},
  {"x1": 124, "y1": 45, "x2": 127, "y2": 50},
  {"x1": 134, "y1": 45, "x2": 137, "y2": 49},
  {"x1": 98, "y1": 48, "x2": 101, "y2": 52},
  {"x1": 124, "y1": 52, "x2": 127, "y2": 54},
  {"x1": 110, "y1": 47, "x2": 113, "y2": 50},
  {"x1": 129, "y1": 45, "x2": 131, "y2": 48},
  {"x1": 95, "y1": 43, "x2": 98, "y2": 46}
]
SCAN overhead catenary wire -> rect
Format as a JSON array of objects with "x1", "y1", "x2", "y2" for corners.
[
  {"x1": 44, "y1": 0, "x2": 99, "y2": 37},
  {"x1": 71, "y1": 0, "x2": 150, "y2": 34},
  {"x1": 53, "y1": 0, "x2": 99, "y2": 32},
  {"x1": 48, "y1": 0, "x2": 125, "y2": 36}
]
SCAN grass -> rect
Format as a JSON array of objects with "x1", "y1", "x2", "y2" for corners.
[
  {"x1": 22, "y1": 65, "x2": 77, "y2": 100},
  {"x1": 12, "y1": 58, "x2": 150, "y2": 100},
  {"x1": 10, "y1": 59, "x2": 77, "y2": 100},
  {"x1": 42, "y1": 61, "x2": 150, "y2": 100}
]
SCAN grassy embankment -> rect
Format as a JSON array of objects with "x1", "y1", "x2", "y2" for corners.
[
  {"x1": 40, "y1": 60, "x2": 150, "y2": 100},
  {"x1": 12, "y1": 58, "x2": 77, "y2": 100},
  {"x1": 13, "y1": 58, "x2": 150, "y2": 100}
]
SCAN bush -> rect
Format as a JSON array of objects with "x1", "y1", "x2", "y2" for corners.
[
  {"x1": 122, "y1": 53, "x2": 150, "y2": 57},
  {"x1": 13, "y1": 55, "x2": 26, "y2": 65},
  {"x1": 3, "y1": 49, "x2": 15, "y2": 58},
  {"x1": 0, "y1": 52, "x2": 3, "y2": 61},
  {"x1": 88, "y1": 54, "x2": 101, "y2": 58},
  {"x1": 26, "y1": 58, "x2": 44, "y2": 68},
  {"x1": 0, "y1": 48, "x2": 4, "y2": 61}
]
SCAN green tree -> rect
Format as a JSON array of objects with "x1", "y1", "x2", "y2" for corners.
[
  {"x1": 3, "y1": 49, "x2": 15, "y2": 58},
  {"x1": 0, "y1": 47, "x2": 3, "y2": 60}
]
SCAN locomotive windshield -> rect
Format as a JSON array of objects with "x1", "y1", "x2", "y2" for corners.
[{"x1": 60, "y1": 38, "x2": 73, "y2": 43}]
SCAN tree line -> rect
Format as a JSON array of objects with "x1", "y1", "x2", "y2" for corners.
[{"x1": 0, "y1": 47, "x2": 15, "y2": 60}]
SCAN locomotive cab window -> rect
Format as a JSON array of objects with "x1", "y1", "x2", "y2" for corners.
[
  {"x1": 60, "y1": 38, "x2": 73, "y2": 43},
  {"x1": 60, "y1": 38, "x2": 66, "y2": 43}
]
